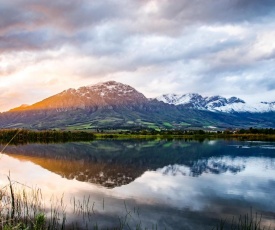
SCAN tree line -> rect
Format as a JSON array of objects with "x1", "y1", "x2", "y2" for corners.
[
  {"x1": 0, "y1": 129, "x2": 95, "y2": 144},
  {"x1": 235, "y1": 127, "x2": 275, "y2": 134},
  {"x1": 116, "y1": 128, "x2": 275, "y2": 135}
]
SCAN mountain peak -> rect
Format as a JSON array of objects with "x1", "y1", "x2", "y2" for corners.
[
  {"x1": 82, "y1": 81, "x2": 147, "y2": 102},
  {"x1": 155, "y1": 93, "x2": 275, "y2": 113},
  {"x1": 3, "y1": 80, "x2": 275, "y2": 130},
  {"x1": 92, "y1": 80, "x2": 120, "y2": 86},
  {"x1": 228, "y1": 97, "x2": 245, "y2": 104},
  {"x1": 10, "y1": 81, "x2": 148, "y2": 112},
  {"x1": 7, "y1": 81, "x2": 275, "y2": 115},
  {"x1": 156, "y1": 93, "x2": 204, "y2": 106},
  {"x1": 87, "y1": 81, "x2": 136, "y2": 94}
]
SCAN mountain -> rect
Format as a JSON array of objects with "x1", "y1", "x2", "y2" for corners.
[
  {"x1": 10, "y1": 81, "x2": 147, "y2": 112},
  {"x1": 0, "y1": 81, "x2": 181, "y2": 129},
  {"x1": 156, "y1": 93, "x2": 275, "y2": 113},
  {"x1": 0, "y1": 81, "x2": 275, "y2": 130}
]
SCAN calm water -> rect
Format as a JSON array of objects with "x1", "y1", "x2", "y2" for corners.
[{"x1": 0, "y1": 139, "x2": 275, "y2": 229}]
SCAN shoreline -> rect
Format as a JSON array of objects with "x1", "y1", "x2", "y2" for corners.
[{"x1": 0, "y1": 129, "x2": 275, "y2": 144}]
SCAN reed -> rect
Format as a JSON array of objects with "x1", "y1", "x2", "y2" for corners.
[
  {"x1": 1, "y1": 179, "x2": 274, "y2": 230},
  {"x1": 0, "y1": 176, "x2": 66, "y2": 230},
  {"x1": 0, "y1": 176, "x2": 150, "y2": 230},
  {"x1": 213, "y1": 210, "x2": 274, "y2": 230}
]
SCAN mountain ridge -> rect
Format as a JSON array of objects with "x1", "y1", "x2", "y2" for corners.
[
  {"x1": 10, "y1": 81, "x2": 148, "y2": 112},
  {"x1": 1, "y1": 81, "x2": 275, "y2": 130},
  {"x1": 155, "y1": 93, "x2": 275, "y2": 113}
]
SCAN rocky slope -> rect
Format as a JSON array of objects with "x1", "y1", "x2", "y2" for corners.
[{"x1": 11, "y1": 81, "x2": 148, "y2": 112}]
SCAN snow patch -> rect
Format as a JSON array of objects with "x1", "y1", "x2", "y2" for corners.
[{"x1": 156, "y1": 93, "x2": 275, "y2": 113}]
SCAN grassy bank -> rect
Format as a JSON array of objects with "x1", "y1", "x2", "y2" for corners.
[
  {"x1": 1, "y1": 129, "x2": 275, "y2": 144},
  {"x1": 94, "y1": 133, "x2": 275, "y2": 141}
]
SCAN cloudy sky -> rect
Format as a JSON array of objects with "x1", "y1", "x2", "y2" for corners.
[{"x1": 0, "y1": 0, "x2": 275, "y2": 111}]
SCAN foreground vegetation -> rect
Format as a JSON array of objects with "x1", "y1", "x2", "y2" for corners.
[
  {"x1": 0, "y1": 177, "x2": 65, "y2": 230},
  {"x1": 0, "y1": 177, "x2": 273, "y2": 230},
  {"x1": 0, "y1": 177, "x2": 157, "y2": 230},
  {"x1": 214, "y1": 211, "x2": 274, "y2": 230}
]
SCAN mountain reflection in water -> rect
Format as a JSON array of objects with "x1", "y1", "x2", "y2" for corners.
[
  {"x1": 0, "y1": 140, "x2": 275, "y2": 229},
  {"x1": 1, "y1": 140, "x2": 274, "y2": 188}
]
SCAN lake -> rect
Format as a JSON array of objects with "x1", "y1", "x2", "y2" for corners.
[{"x1": 0, "y1": 139, "x2": 275, "y2": 229}]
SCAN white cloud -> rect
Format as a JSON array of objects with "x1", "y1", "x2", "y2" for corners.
[{"x1": 0, "y1": 0, "x2": 275, "y2": 111}]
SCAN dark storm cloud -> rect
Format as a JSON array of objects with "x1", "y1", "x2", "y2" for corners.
[
  {"x1": 1, "y1": 0, "x2": 274, "y2": 54},
  {"x1": 156, "y1": 0, "x2": 275, "y2": 24},
  {"x1": 21, "y1": 0, "x2": 130, "y2": 30},
  {"x1": 0, "y1": 0, "x2": 131, "y2": 32},
  {"x1": 0, "y1": 30, "x2": 60, "y2": 52},
  {"x1": 0, "y1": 0, "x2": 136, "y2": 53},
  {"x1": 0, "y1": 3, "x2": 40, "y2": 34}
]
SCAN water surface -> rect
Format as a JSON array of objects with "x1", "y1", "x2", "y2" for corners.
[{"x1": 0, "y1": 139, "x2": 274, "y2": 229}]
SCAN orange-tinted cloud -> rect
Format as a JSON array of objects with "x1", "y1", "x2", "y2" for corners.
[{"x1": 0, "y1": 0, "x2": 275, "y2": 112}]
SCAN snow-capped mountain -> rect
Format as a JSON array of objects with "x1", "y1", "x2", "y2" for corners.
[
  {"x1": 156, "y1": 93, "x2": 275, "y2": 113},
  {"x1": 10, "y1": 81, "x2": 148, "y2": 111},
  {"x1": 156, "y1": 93, "x2": 205, "y2": 109},
  {"x1": 2, "y1": 81, "x2": 275, "y2": 130}
]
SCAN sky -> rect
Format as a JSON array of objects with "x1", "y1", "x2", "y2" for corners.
[{"x1": 0, "y1": 0, "x2": 275, "y2": 112}]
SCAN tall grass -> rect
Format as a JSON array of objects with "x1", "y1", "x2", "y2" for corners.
[
  {"x1": 0, "y1": 176, "x2": 274, "y2": 230},
  {"x1": 0, "y1": 176, "x2": 66, "y2": 230},
  {"x1": 0, "y1": 176, "x2": 152, "y2": 230},
  {"x1": 213, "y1": 210, "x2": 274, "y2": 230}
]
